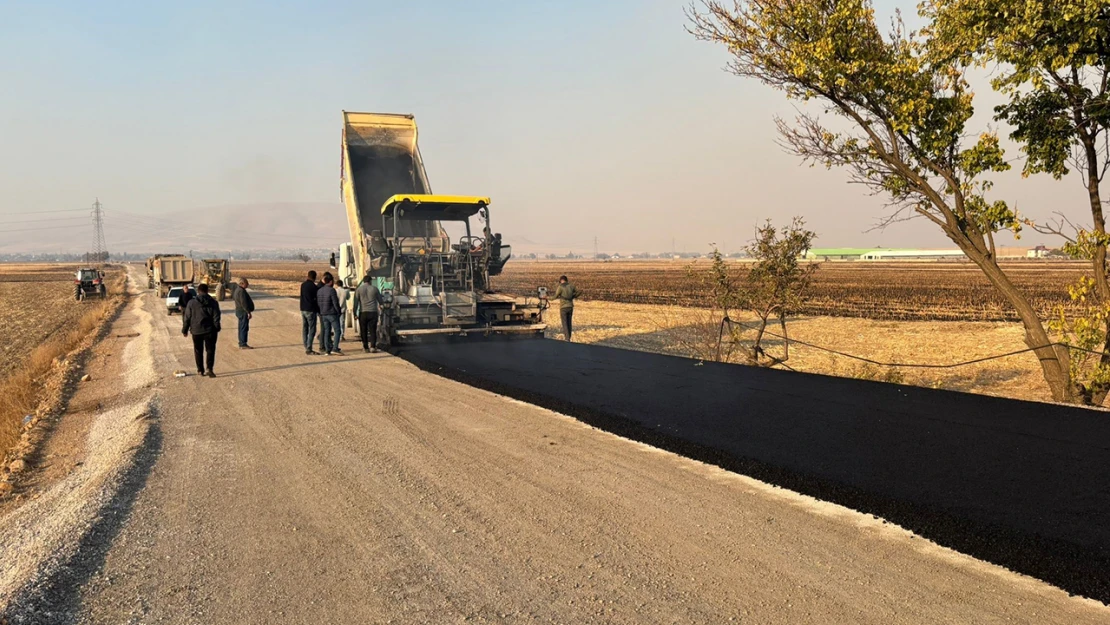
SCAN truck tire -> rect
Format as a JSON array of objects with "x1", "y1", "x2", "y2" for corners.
[
  {"x1": 99, "y1": 285, "x2": 107, "y2": 298},
  {"x1": 75, "y1": 286, "x2": 82, "y2": 301},
  {"x1": 217, "y1": 285, "x2": 226, "y2": 301}
]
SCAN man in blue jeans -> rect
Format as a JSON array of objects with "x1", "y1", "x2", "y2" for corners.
[
  {"x1": 233, "y1": 277, "x2": 255, "y2": 349},
  {"x1": 299, "y1": 270, "x2": 320, "y2": 355},
  {"x1": 316, "y1": 273, "x2": 343, "y2": 356}
]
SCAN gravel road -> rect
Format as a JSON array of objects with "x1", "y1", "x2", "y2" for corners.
[{"x1": 8, "y1": 279, "x2": 1107, "y2": 623}]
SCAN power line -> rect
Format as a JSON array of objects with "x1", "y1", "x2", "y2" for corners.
[
  {"x1": 0, "y1": 215, "x2": 89, "y2": 225},
  {"x1": 0, "y1": 223, "x2": 87, "y2": 233},
  {"x1": 0, "y1": 208, "x2": 91, "y2": 215}
]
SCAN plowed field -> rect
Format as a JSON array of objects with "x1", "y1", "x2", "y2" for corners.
[
  {"x1": 495, "y1": 260, "x2": 1088, "y2": 322},
  {"x1": 0, "y1": 265, "x2": 90, "y2": 376}
]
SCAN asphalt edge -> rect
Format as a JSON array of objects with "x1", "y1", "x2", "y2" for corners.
[{"x1": 399, "y1": 349, "x2": 1110, "y2": 605}]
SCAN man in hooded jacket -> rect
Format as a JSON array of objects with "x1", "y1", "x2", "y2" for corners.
[{"x1": 182, "y1": 283, "x2": 222, "y2": 377}]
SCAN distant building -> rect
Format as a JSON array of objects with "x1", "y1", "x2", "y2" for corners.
[
  {"x1": 860, "y1": 249, "x2": 966, "y2": 260},
  {"x1": 1027, "y1": 245, "x2": 1050, "y2": 259},
  {"x1": 804, "y1": 248, "x2": 884, "y2": 261}
]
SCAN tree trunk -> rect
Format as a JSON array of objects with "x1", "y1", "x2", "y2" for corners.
[
  {"x1": 750, "y1": 315, "x2": 769, "y2": 365},
  {"x1": 1079, "y1": 130, "x2": 1110, "y2": 405},
  {"x1": 970, "y1": 250, "x2": 1076, "y2": 403}
]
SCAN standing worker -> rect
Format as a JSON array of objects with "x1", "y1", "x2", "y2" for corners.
[
  {"x1": 300, "y1": 270, "x2": 320, "y2": 355},
  {"x1": 177, "y1": 283, "x2": 195, "y2": 313},
  {"x1": 354, "y1": 273, "x2": 382, "y2": 353},
  {"x1": 233, "y1": 277, "x2": 255, "y2": 349},
  {"x1": 317, "y1": 274, "x2": 343, "y2": 356},
  {"x1": 318, "y1": 272, "x2": 333, "y2": 353},
  {"x1": 552, "y1": 275, "x2": 578, "y2": 342},
  {"x1": 334, "y1": 278, "x2": 350, "y2": 344},
  {"x1": 182, "y1": 283, "x2": 221, "y2": 377}
]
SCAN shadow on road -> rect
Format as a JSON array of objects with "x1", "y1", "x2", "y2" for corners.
[{"x1": 218, "y1": 354, "x2": 387, "y2": 378}]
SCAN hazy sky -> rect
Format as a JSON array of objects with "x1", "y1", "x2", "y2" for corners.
[{"x1": 0, "y1": 0, "x2": 1096, "y2": 253}]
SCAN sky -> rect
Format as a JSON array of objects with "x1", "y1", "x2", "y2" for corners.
[{"x1": 0, "y1": 0, "x2": 1098, "y2": 254}]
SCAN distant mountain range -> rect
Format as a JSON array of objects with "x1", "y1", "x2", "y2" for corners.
[
  {"x1": 0, "y1": 201, "x2": 573, "y2": 257},
  {"x1": 1, "y1": 202, "x2": 349, "y2": 255}
]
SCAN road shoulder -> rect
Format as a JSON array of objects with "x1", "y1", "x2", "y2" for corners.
[{"x1": 0, "y1": 271, "x2": 160, "y2": 621}]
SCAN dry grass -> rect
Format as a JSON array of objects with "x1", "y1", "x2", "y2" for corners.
[
  {"x1": 232, "y1": 261, "x2": 337, "y2": 297},
  {"x1": 554, "y1": 300, "x2": 1049, "y2": 403},
  {"x1": 0, "y1": 266, "x2": 127, "y2": 456}
]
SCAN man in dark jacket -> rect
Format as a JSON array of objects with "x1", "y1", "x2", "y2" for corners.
[
  {"x1": 182, "y1": 283, "x2": 221, "y2": 377},
  {"x1": 316, "y1": 274, "x2": 343, "y2": 356},
  {"x1": 233, "y1": 277, "x2": 255, "y2": 349},
  {"x1": 177, "y1": 283, "x2": 195, "y2": 313},
  {"x1": 300, "y1": 270, "x2": 320, "y2": 355}
]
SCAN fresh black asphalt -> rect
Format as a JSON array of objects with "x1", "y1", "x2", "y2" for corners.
[{"x1": 402, "y1": 339, "x2": 1110, "y2": 604}]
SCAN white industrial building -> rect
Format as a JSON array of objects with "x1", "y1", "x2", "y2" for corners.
[{"x1": 859, "y1": 249, "x2": 967, "y2": 260}]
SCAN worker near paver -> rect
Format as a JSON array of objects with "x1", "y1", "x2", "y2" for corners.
[
  {"x1": 334, "y1": 278, "x2": 350, "y2": 344},
  {"x1": 318, "y1": 272, "x2": 333, "y2": 353},
  {"x1": 177, "y1": 283, "x2": 195, "y2": 312},
  {"x1": 182, "y1": 283, "x2": 221, "y2": 378},
  {"x1": 233, "y1": 277, "x2": 255, "y2": 350},
  {"x1": 300, "y1": 270, "x2": 320, "y2": 355},
  {"x1": 317, "y1": 273, "x2": 344, "y2": 356},
  {"x1": 354, "y1": 273, "x2": 382, "y2": 354},
  {"x1": 552, "y1": 275, "x2": 577, "y2": 341}
]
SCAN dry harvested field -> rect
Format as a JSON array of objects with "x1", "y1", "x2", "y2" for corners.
[
  {"x1": 0, "y1": 264, "x2": 89, "y2": 376},
  {"x1": 497, "y1": 260, "x2": 1088, "y2": 322},
  {"x1": 0, "y1": 263, "x2": 124, "y2": 456},
  {"x1": 231, "y1": 260, "x2": 337, "y2": 297}
]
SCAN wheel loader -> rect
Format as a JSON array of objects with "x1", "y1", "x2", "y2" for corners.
[
  {"x1": 340, "y1": 111, "x2": 545, "y2": 346},
  {"x1": 198, "y1": 258, "x2": 232, "y2": 301}
]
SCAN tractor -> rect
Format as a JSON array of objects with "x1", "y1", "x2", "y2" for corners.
[{"x1": 74, "y1": 268, "x2": 107, "y2": 301}]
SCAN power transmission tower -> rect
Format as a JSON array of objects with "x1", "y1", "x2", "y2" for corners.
[{"x1": 91, "y1": 198, "x2": 107, "y2": 263}]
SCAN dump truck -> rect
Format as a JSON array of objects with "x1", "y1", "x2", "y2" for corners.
[
  {"x1": 198, "y1": 258, "x2": 232, "y2": 301},
  {"x1": 152, "y1": 255, "x2": 193, "y2": 297},
  {"x1": 146, "y1": 255, "x2": 165, "y2": 288},
  {"x1": 340, "y1": 111, "x2": 545, "y2": 346}
]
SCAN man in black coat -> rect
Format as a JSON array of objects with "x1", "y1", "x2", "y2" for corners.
[
  {"x1": 300, "y1": 270, "x2": 320, "y2": 355},
  {"x1": 182, "y1": 283, "x2": 222, "y2": 377},
  {"x1": 177, "y1": 283, "x2": 195, "y2": 313},
  {"x1": 233, "y1": 277, "x2": 255, "y2": 349}
]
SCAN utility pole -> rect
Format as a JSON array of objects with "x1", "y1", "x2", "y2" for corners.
[
  {"x1": 594, "y1": 236, "x2": 599, "y2": 259},
  {"x1": 91, "y1": 198, "x2": 107, "y2": 264}
]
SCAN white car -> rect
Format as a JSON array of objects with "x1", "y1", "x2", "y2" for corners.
[{"x1": 165, "y1": 286, "x2": 193, "y2": 315}]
